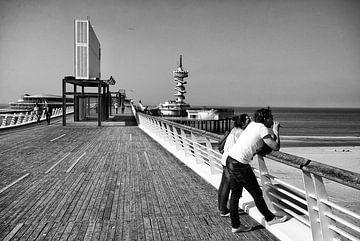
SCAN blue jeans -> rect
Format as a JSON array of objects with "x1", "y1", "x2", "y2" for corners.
[
  {"x1": 218, "y1": 166, "x2": 231, "y2": 213},
  {"x1": 227, "y1": 156, "x2": 275, "y2": 228}
]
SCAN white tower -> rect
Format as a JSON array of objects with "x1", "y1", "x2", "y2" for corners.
[
  {"x1": 74, "y1": 18, "x2": 101, "y2": 79},
  {"x1": 173, "y1": 55, "x2": 188, "y2": 104}
]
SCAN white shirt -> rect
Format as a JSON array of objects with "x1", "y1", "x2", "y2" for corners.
[
  {"x1": 220, "y1": 128, "x2": 243, "y2": 165},
  {"x1": 228, "y1": 122, "x2": 272, "y2": 164}
]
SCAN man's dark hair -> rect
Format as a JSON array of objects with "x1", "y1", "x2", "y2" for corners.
[
  {"x1": 233, "y1": 114, "x2": 249, "y2": 128},
  {"x1": 254, "y1": 107, "x2": 272, "y2": 124}
]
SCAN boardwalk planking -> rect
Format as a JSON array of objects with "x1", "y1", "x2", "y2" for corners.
[{"x1": 0, "y1": 119, "x2": 280, "y2": 240}]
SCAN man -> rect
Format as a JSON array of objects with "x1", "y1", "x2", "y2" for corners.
[
  {"x1": 218, "y1": 114, "x2": 250, "y2": 217},
  {"x1": 114, "y1": 102, "x2": 119, "y2": 114},
  {"x1": 226, "y1": 107, "x2": 287, "y2": 233}
]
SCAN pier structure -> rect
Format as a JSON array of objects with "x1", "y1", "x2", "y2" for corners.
[
  {"x1": 0, "y1": 108, "x2": 277, "y2": 241},
  {"x1": 0, "y1": 104, "x2": 360, "y2": 240}
]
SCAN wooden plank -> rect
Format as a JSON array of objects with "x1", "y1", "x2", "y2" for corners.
[
  {"x1": 1, "y1": 223, "x2": 23, "y2": 241},
  {"x1": 90, "y1": 221, "x2": 102, "y2": 241},
  {"x1": 36, "y1": 222, "x2": 57, "y2": 241},
  {"x1": 52, "y1": 173, "x2": 86, "y2": 223},
  {"x1": 156, "y1": 216, "x2": 170, "y2": 240},
  {"x1": 99, "y1": 220, "x2": 110, "y2": 241},
  {"x1": 45, "y1": 152, "x2": 70, "y2": 173},
  {"x1": 0, "y1": 173, "x2": 29, "y2": 194},
  {"x1": 26, "y1": 222, "x2": 48, "y2": 241},
  {"x1": 149, "y1": 217, "x2": 162, "y2": 241},
  {"x1": 71, "y1": 172, "x2": 100, "y2": 222},
  {"x1": 82, "y1": 170, "x2": 106, "y2": 221},
  {"x1": 83, "y1": 221, "x2": 95, "y2": 241},
  {"x1": 106, "y1": 221, "x2": 116, "y2": 241},
  {"x1": 109, "y1": 155, "x2": 122, "y2": 221},
  {"x1": 59, "y1": 221, "x2": 75, "y2": 241},
  {"x1": 74, "y1": 221, "x2": 89, "y2": 241},
  {"x1": 66, "y1": 152, "x2": 86, "y2": 173}
]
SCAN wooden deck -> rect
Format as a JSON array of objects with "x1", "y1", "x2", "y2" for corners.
[{"x1": 0, "y1": 113, "x2": 279, "y2": 240}]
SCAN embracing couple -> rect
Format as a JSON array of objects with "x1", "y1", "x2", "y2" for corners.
[{"x1": 218, "y1": 107, "x2": 287, "y2": 233}]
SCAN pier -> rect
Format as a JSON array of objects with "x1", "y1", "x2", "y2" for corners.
[
  {"x1": 0, "y1": 108, "x2": 279, "y2": 241},
  {"x1": 1, "y1": 106, "x2": 359, "y2": 241}
]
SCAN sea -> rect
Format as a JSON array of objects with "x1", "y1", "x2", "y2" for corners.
[{"x1": 228, "y1": 106, "x2": 360, "y2": 137}]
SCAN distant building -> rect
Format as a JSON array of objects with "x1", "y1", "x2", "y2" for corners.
[{"x1": 74, "y1": 18, "x2": 101, "y2": 79}]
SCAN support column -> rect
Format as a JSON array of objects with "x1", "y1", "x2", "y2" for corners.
[
  {"x1": 62, "y1": 78, "x2": 66, "y2": 126},
  {"x1": 74, "y1": 84, "x2": 78, "y2": 121},
  {"x1": 98, "y1": 80, "x2": 102, "y2": 126}
]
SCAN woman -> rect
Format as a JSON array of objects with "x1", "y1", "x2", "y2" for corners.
[
  {"x1": 226, "y1": 107, "x2": 287, "y2": 233},
  {"x1": 218, "y1": 114, "x2": 250, "y2": 217}
]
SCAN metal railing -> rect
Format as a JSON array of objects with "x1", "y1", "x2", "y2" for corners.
[
  {"x1": 132, "y1": 105, "x2": 360, "y2": 241},
  {"x1": 0, "y1": 106, "x2": 74, "y2": 129}
]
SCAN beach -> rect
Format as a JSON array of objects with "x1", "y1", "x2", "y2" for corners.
[{"x1": 253, "y1": 144, "x2": 360, "y2": 214}]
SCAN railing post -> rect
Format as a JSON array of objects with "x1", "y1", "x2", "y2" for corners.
[
  {"x1": 159, "y1": 122, "x2": 169, "y2": 143},
  {"x1": 191, "y1": 133, "x2": 203, "y2": 164},
  {"x1": 204, "y1": 137, "x2": 221, "y2": 175},
  {"x1": 313, "y1": 174, "x2": 339, "y2": 241},
  {"x1": 23, "y1": 112, "x2": 29, "y2": 123},
  {"x1": 257, "y1": 155, "x2": 279, "y2": 213},
  {"x1": 17, "y1": 112, "x2": 24, "y2": 124},
  {"x1": 166, "y1": 124, "x2": 175, "y2": 146},
  {"x1": 154, "y1": 119, "x2": 162, "y2": 139},
  {"x1": 173, "y1": 126, "x2": 181, "y2": 151},
  {"x1": 1, "y1": 114, "x2": 8, "y2": 126},
  {"x1": 303, "y1": 171, "x2": 322, "y2": 241},
  {"x1": 181, "y1": 129, "x2": 191, "y2": 157},
  {"x1": 10, "y1": 113, "x2": 17, "y2": 125}
]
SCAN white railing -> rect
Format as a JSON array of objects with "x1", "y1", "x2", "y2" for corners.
[
  {"x1": 0, "y1": 106, "x2": 74, "y2": 129},
  {"x1": 132, "y1": 104, "x2": 360, "y2": 241}
]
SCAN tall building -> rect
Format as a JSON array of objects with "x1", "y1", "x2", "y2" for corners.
[
  {"x1": 158, "y1": 55, "x2": 190, "y2": 117},
  {"x1": 74, "y1": 18, "x2": 101, "y2": 79},
  {"x1": 173, "y1": 55, "x2": 188, "y2": 104}
]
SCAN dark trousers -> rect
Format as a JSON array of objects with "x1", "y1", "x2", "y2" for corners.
[
  {"x1": 227, "y1": 156, "x2": 275, "y2": 228},
  {"x1": 218, "y1": 166, "x2": 231, "y2": 213},
  {"x1": 46, "y1": 115, "x2": 51, "y2": 124}
]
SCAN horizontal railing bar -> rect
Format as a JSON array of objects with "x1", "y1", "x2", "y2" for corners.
[
  {"x1": 329, "y1": 225, "x2": 360, "y2": 241},
  {"x1": 272, "y1": 202, "x2": 310, "y2": 227},
  {"x1": 267, "y1": 185, "x2": 308, "y2": 206},
  {"x1": 273, "y1": 178, "x2": 307, "y2": 196},
  {"x1": 269, "y1": 192, "x2": 309, "y2": 216},
  {"x1": 321, "y1": 199, "x2": 360, "y2": 220},
  {"x1": 326, "y1": 212, "x2": 360, "y2": 233}
]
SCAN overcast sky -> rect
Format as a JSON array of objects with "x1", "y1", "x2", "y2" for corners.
[{"x1": 1, "y1": 0, "x2": 360, "y2": 107}]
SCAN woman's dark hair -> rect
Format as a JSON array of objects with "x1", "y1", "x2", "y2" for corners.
[
  {"x1": 253, "y1": 107, "x2": 273, "y2": 124},
  {"x1": 233, "y1": 114, "x2": 249, "y2": 128}
]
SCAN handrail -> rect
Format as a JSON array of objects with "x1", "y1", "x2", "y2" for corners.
[
  {"x1": 131, "y1": 105, "x2": 360, "y2": 241},
  {"x1": 268, "y1": 150, "x2": 360, "y2": 190},
  {"x1": 0, "y1": 106, "x2": 74, "y2": 129},
  {"x1": 149, "y1": 112, "x2": 360, "y2": 190}
]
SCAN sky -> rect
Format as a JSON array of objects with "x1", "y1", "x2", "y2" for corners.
[{"x1": 1, "y1": 0, "x2": 360, "y2": 108}]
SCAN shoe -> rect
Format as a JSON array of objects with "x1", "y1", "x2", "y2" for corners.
[
  {"x1": 220, "y1": 212, "x2": 230, "y2": 217},
  {"x1": 267, "y1": 215, "x2": 287, "y2": 225},
  {"x1": 231, "y1": 224, "x2": 252, "y2": 233}
]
